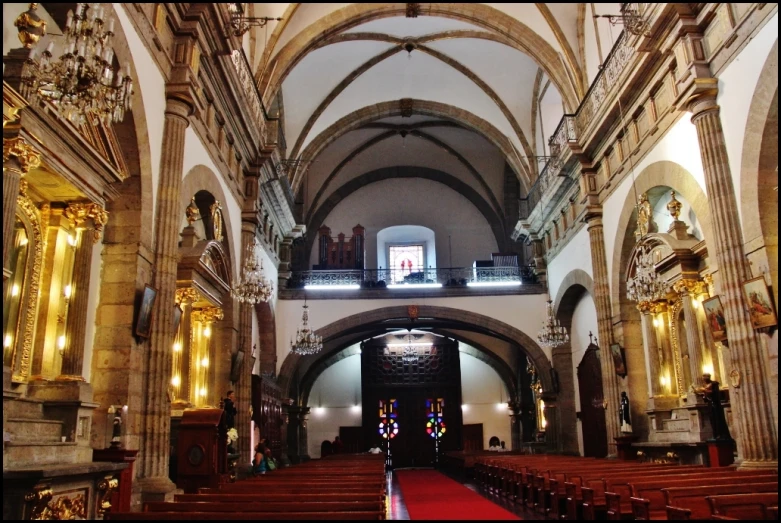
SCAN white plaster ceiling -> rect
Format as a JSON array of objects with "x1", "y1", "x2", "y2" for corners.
[{"x1": 254, "y1": 3, "x2": 584, "y2": 230}]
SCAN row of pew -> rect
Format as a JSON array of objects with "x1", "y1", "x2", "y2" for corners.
[
  {"x1": 474, "y1": 454, "x2": 777, "y2": 520},
  {"x1": 105, "y1": 454, "x2": 387, "y2": 520}
]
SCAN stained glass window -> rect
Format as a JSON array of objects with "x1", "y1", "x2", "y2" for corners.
[
  {"x1": 378, "y1": 398, "x2": 399, "y2": 439},
  {"x1": 389, "y1": 244, "x2": 424, "y2": 283},
  {"x1": 425, "y1": 398, "x2": 446, "y2": 439}
]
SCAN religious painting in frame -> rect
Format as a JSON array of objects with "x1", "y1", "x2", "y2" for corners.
[
  {"x1": 703, "y1": 295, "x2": 728, "y2": 342},
  {"x1": 742, "y1": 276, "x2": 777, "y2": 330},
  {"x1": 135, "y1": 284, "x2": 158, "y2": 338},
  {"x1": 610, "y1": 343, "x2": 627, "y2": 378}
]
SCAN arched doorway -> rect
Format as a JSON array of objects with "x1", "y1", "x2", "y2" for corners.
[{"x1": 577, "y1": 342, "x2": 607, "y2": 458}]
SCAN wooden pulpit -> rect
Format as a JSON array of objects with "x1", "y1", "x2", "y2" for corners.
[{"x1": 176, "y1": 408, "x2": 229, "y2": 493}]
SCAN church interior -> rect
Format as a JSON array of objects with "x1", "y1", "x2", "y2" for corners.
[{"x1": 2, "y1": 2, "x2": 778, "y2": 520}]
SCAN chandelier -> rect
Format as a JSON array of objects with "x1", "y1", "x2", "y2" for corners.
[
  {"x1": 537, "y1": 299, "x2": 569, "y2": 348},
  {"x1": 232, "y1": 237, "x2": 273, "y2": 304},
  {"x1": 20, "y1": 4, "x2": 133, "y2": 126},
  {"x1": 626, "y1": 243, "x2": 665, "y2": 303},
  {"x1": 290, "y1": 298, "x2": 323, "y2": 356}
]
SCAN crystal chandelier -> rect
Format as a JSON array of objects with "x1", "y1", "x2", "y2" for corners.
[
  {"x1": 21, "y1": 3, "x2": 133, "y2": 126},
  {"x1": 290, "y1": 298, "x2": 323, "y2": 356},
  {"x1": 232, "y1": 237, "x2": 273, "y2": 304},
  {"x1": 537, "y1": 299, "x2": 570, "y2": 348},
  {"x1": 626, "y1": 243, "x2": 665, "y2": 303}
]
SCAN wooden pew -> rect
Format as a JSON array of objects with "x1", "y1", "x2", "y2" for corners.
[
  {"x1": 143, "y1": 501, "x2": 384, "y2": 514},
  {"x1": 707, "y1": 492, "x2": 778, "y2": 520},
  {"x1": 604, "y1": 472, "x2": 778, "y2": 520},
  {"x1": 661, "y1": 482, "x2": 778, "y2": 520},
  {"x1": 175, "y1": 493, "x2": 384, "y2": 503}
]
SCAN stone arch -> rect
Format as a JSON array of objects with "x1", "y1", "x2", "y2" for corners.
[
  {"x1": 181, "y1": 165, "x2": 238, "y2": 281},
  {"x1": 295, "y1": 100, "x2": 531, "y2": 192},
  {"x1": 550, "y1": 269, "x2": 597, "y2": 455},
  {"x1": 256, "y1": 4, "x2": 579, "y2": 114},
  {"x1": 304, "y1": 166, "x2": 507, "y2": 266},
  {"x1": 740, "y1": 39, "x2": 778, "y2": 307},
  {"x1": 610, "y1": 161, "x2": 712, "y2": 319},
  {"x1": 278, "y1": 304, "x2": 553, "y2": 403}
]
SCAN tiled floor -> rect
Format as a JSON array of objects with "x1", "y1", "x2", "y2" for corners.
[{"x1": 387, "y1": 468, "x2": 547, "y2": 520}]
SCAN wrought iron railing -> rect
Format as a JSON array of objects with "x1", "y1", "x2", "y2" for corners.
[{"x1": 286, "y1": 266, "x2": 538, "y2": 289}]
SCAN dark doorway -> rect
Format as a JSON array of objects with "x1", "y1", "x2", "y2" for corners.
[
  {"x1": 577, "y1": 343, "x2": 608, "y2": 457},
  {"x1": 462, "y1": 423, "x2": 484, "y2": 451},
  {"x1": 361, "y1": 335, "x2": 463, "y2": 468}
]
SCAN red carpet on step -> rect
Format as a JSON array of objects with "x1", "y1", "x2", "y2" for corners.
[{"x1": 395, "y1": 470, "x2": 520, "y2": 520}]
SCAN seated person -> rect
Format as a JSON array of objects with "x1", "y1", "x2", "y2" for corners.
[
  {"x1": 488, "y1": 436, "x2": 501, "y2": 451},
  {"x1": 498, "y1": 441, "x2": 510, "y2": 452},
  {"x1": 252, "y1": 442, "x2": 268, "y2": 474}
]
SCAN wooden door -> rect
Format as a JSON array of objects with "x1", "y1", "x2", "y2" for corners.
[
  {"x1": 462, "y1": 424, "x2": 484, "y2": 451},
  {"x1": 577, "y1": 345, "x2": 608, "y2": 458}
]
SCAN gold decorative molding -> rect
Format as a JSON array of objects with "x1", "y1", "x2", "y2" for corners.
[
  {"x1": 673, "y1": 278, "x2": 707, "y2": 297},
  {"x1": 52, "y1": 494, "x2": 86, "y2": 520},
  {"x1": 185, "y1": 197, "x2": 200, "y2": 226},
  {"x1": 192, "y1": 306, "x2": 224, "y2": 323},
  {"x1": 96, "y1": 476, "x2": 118, "y2": 517},
  {"x1": 669, "y1": 299, "x2": 685, "y2": 395},
  {"x1": 24, "y1": 487, "x2": 53, "y2": 520},
  {"x1": 650, "y1": 302, "x2": 668, "y2": 315},
  {"x1": 667, "y1": 190, "x2": 683, "y2": 220},
  {"x1": 210, "y1": 200, "x2": 224, "y2": 242},
  {"x1": 14, "y1": 3, "x2": 47, "y2": 48},
  {"x1": 12, "y1": 182, "x2": 43, "y2": 383},
  {"x1": 3, "y1": 136, "x2": 42, "y2": 174},
  {"x1": 64, "y1": 202, "x2": 109, "y2": 243},
  {"x1": 636, "y1": 300, "x2": 654, "y2": 314},
  {"x1": 175, "y1": 286, "x2": 201, "y2": 305}
]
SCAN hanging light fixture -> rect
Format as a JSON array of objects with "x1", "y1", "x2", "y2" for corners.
[
  {"x1": 19, "y1": 3, "x2": 133, "y2": 126},
  {"x1": 537, "y1": 299, "x2": 569, "y2": 348},
  {"x1": 232, "y1": 237, "x2": 273, "y2": 304},
  {"x1": 290, "y1": 297, "x2": 323, "y2": 356},
  {"x1": 627, "y1": 242, "x2": 666, "y2": 303}
]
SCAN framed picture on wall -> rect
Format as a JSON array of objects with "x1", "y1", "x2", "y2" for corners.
[
  {"x1": 703, "y1": 295, "x2": 728, "y2": 342},
  {"x1": 610, "y1": 343, "x2": 627, "y2": 378},
  {"x1": 742, "y1": 276, "x2": 777, "y2": 330},
  {"x1": 135, "y1": 284, "x2": 158, "y2": 338},
  {"x1": 172, "y1": 304, "x2": 183, "y2": 335}
]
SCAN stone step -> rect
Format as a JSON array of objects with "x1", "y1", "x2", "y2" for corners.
[
  {"x1": 3, "y1": 441, "x2": 93, "y2": 469},
  {"x1": 2, "y1": 397, "x2": 45, "y2": 420},
  {"x1": 6, "y1": 417, "x2": 64, "y2": 442}
]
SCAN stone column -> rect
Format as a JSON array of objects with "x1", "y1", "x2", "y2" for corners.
[
  {"x1": 638, "y1": 302, "x2": 662, "y2": 397},
  {"x1": 542, "y1": 394, "x2": 559, "y2": 453},
  {"x1": 236, "y1": 223, "x2": 258, "y2": 468},
  {"x1": 688, "y1": 96, "x2": 777, "y2": 468},
  {"x1": 507, "y1": 402, "x2": 523, "y2": 452},
  {"x1": 551, "y1": 343, "x2": 578, "y2": 454},
  {"x1": 3, "y1": 137, "x2": 41, "y2": 284},
  {"x1": 59, "y1": 204, "x2": 108, "y2": 379},
  {"x1": 584, "y1": 206, "x2": 622, "y2": 456},
  {"x1": 297, "y1": 407, "x2": 311, "y2": 462},
  {"x1": 674, "y1": 280, "x2": 707, "y2": 393},
  {"x1": 284, "y1": 405, "x2": 301, "y2": 464},
  {"x1": 137, "y1": 97, "x2": 193, "y2": 498}
]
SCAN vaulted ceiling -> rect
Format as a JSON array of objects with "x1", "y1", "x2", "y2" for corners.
[{"x1": 248, "y1": 3, "x2": 594, "y2": 240}]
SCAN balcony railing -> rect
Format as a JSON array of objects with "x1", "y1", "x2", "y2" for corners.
[{"x1": 286, "y1": 266, "x2": 538, "y2": 289}]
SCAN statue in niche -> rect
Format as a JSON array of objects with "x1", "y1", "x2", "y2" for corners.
[{"x1": 619, "y1": 391, "x2": 632, "y2": 433}]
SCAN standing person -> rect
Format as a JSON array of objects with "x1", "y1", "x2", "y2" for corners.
[
  {"x1": 332, "y1": 435, "x2": 344, "y2": 454},
  {"x1": 695, "y1": 374, "x2": 732, "y2": 441},
  {"x1": 223, "y1": 390, "x2": 237, "y2": 429}
]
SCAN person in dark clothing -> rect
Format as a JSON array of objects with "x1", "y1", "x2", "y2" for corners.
[
  {"x1": 695, "y1": 374, "x2": 732, "y2": 441},
  {"x1": 332, "y1": 435, "x2": 344, "y2": 454},
  {"x1": 224, "y1": 390, "x2": 237, "y2": 429}
]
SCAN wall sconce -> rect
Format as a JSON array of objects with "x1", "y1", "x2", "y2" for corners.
[
  {"x1": 57, "y1": 335, "x2": 66, "y2": 354},
  {"x1": 203, "y1": 326, "x2": 211, "y2": 338},
  {"x1": 652, "y1": 316, "x2": 660, "y2": 328},
  {"x1": 199, "y1": 387, "x2": 207, "y2": 397},
  {"x1": 171, "y1": 375, "x2": 181, "y2": 387},
  {"x1": 173, "y1": 342, "x2": 182, "y2": 352},
  {"x1": 227, "y1": 3, "x2": 282, "y2": 37},
  {"x1": 11, "y1": 284, "x2": 20, "y2": 297},
  {"x1": 200, "y1": 357, "x2": 209, "y2": 368},
  {"x1": 4, "y1": 334, "x2": 13, "y2": 348},
  {"x1": 64, "y1": 284, "x2": 72, "y2": 300}
]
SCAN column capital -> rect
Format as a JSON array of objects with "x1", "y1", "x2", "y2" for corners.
[
  {"x1": 64, "y1": 202, "x2": 109, "y2": 243},
  {"x1": 3, "y1": 136, "x2": 41, "y2": 174},
  {"x1": 174, "y1": 287, "x2": 201, "y2": 305},
  {"x1": 637, "y1": 300, "x2": 655, "y2": 314},
  {"x1": 192, "y1": 306, "x2": 224, "y2": 323},
  {"x1": 672, "y1": 278, "x2": 707, "y2": 297},
  {"x1": 163, "y1": 96, "x2": 194, "y2": 123},
  {"x1": 583, "y1": 205, "x2": 604, "y2": 227}
]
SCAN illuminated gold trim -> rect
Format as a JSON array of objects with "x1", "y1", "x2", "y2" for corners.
[
  {"x1": 210, "y1": 200, "x2": 224, "y2": 242},
  {"x1": 12, "y1": 180, "x2": 43, "y2": 382},
  {"x1": 192, "y1": 306, "x2": 224, "y2": 323},
  {"x1": 3, "y1": 136, "x2": 42, "y2": 174},
  {"x1": 673, "y1": 278, "x2": 707, "y2": 297},
  {"x1": 175, "y1": 287, "x2": 201, "y2": 305},
  {"x1": 669, "y1": 299, "x2": 685, "y2": 395},
  {"x1": 64, "y1": 202, "x2": 109, "y2": 243},
  {"x1": 96, "y1": 477, "x2": 118, "y2": 517}
]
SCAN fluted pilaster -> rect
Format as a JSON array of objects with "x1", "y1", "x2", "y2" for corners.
[
  {"x1": 638, "y1": 304, "x2": 662, "y2": 397},
  {"x1": 585, "y1": 209, "x2": 622, "y2": 455},
  {"x1": 139, "y1": 97, "x2": 192, "y2": 486},
  {"x1": 59, "y1": 229, "x2": 94, "y2": 378},
  {"x1": 674, "y1": 280, "x2": 707, "y2": 391},
  {"x1": 236, "y1": 224, "x2": 257, "y2": 468},
  {"x1": 3, "y1": 138, "x2": 41, "y2": 282},
  {"x1": 689, "y1": 98, "x2": 777, "y2": 468}
]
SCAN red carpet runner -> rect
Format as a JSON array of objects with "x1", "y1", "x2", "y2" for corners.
[{"x1": 395, "y1": 470, "x2": 520, "y2": 520}]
